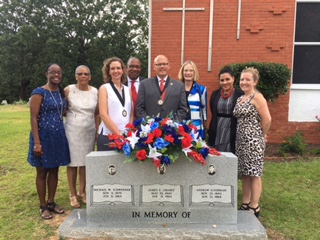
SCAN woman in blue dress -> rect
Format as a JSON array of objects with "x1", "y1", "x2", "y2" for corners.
[{"x1": 27, "y1": 63, "x2": 70, "y2": 219}]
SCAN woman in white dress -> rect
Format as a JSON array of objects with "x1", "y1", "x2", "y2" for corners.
[
  {"x1": 97, "y1": 57, "x2": 133, "y2": 150},
  {"x1": 64, "y1": 65, "x2": 99, "y2": 208}
]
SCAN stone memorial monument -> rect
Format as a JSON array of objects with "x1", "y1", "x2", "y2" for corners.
[{"x1": 59, "y1": 151, "x2": 267, "y2": 239}]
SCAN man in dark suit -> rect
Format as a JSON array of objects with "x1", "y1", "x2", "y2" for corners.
[
  {"x1": 126, "y1": 57, "x2": 145, "y2": 118},
  {"x1": 136, "y1": 55, "x2": 188, "y2": 121}
]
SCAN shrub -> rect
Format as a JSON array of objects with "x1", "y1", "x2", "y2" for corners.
[
  {"x1": 279, "y1": 131, "x2": 307, "y2": 156},
  {"x1": 222, "y1": 62, "x2": 291, "y2": 102}
]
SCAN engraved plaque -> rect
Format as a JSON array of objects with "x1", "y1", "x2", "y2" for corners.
[
  {"x1": 92, "y1": 184, "x2": 132, "y2": 203},
  {"x1": 142, "y1": 184, "x2": 181, "y2": 203},
  {"x1": 191, "y1": 184, "x2": 232, "y2": 203}
]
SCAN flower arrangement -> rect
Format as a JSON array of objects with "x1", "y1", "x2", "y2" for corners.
[{"x1": 108, "y1": 116, "x2": 221, "y2": 169}]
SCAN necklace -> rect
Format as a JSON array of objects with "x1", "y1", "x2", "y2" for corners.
[
  {"x1": 47, "y1": 84, "x2": 63, "y2": 120},
  {"x1": 221, "y1": 88, "x2": 234, "y2": 99}
]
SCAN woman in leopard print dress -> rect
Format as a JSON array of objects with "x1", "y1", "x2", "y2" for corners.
[{"x1": 233, "y1": 67, "x2": 271, "y2": 218}]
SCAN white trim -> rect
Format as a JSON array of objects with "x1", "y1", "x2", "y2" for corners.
[
  {"x1": 291, "y1": 84, "x2": 320, "y2": 90},
  {"x1": 294, "y1": 42, "x2": 320, "y2": 45},
  {"x1": 207, "y1": 0, "x2": 214, "y2": 72}
]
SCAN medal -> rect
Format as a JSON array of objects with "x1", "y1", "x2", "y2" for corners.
[
  {"x1": 122, "y1": 110, "x2": 127, "y2": 117},
  {"x1": 158, "y1": 99, "x2": 163, "y2": 106}
]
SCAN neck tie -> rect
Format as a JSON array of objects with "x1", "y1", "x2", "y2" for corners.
[
  {"x1": 160, "y1": 79, "x2": 166, "y2": 100},
  {"x1": 131, "y1": 80, "x2": 138, "y2": 117},
  {"x1": 160, "y1": 79, "x2": 165, "y2": 92}
]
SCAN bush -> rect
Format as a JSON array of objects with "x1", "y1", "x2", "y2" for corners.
[
  {"x1": 279, "y1": 131, "x2": 307, "y2": 156},
  {"x1": 222, "y1": 62, "x2": 291, "y2": 102}
]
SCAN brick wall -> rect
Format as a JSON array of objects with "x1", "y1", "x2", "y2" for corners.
[{"x1": 151, "y1": 0, "x2": 320, "y2": 144}]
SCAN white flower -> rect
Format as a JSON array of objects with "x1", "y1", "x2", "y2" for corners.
[
  {"x1": 126, "y1": 131, "x2": 140, "y2": 149},
  {"x1": 147, "y1": 144, "x2": 162, "y2": 160},
  {"x1": 182, "y1": 147, "x2": 192, "y2": 156},
  {"x1": 140, "y1": 124, "x2": 151, "y2": 134}
]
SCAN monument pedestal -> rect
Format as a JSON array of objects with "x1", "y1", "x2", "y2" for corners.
[
  {"x1": 59, "y1": 209, "x2": 267, "y2": 239},
  {"x1": 59, "y1": 151, "x2": 267, "y2": 239}
]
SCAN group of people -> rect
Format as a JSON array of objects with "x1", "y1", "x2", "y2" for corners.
[{"x1": 27, "y1": 54, "x2": 271, "y2": 220}]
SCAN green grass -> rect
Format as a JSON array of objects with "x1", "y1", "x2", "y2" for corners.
[{"x1": 1, "y1": 105, "x2": 320, "y2": 240}]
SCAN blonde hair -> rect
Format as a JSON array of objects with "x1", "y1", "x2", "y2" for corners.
[
  {"x1": 101, "y1": 57, "x2": 126, "y2": 83},
  {"x1": 178, "y1": 60, "x2": 200, "y2": 82},
  {"x1": 241, "y1": 67, "x2": 260, "y2": 83}
]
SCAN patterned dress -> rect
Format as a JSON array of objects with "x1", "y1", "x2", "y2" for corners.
[
  {"x1": 233, "y1": 93, "x2": 265, "y2": 177},
  {"x1": 27, "y1": 87, "x2": 70, "y2": 168},
  {"x1": 65, "y1": 84, "x2": 98, "y2": 167}
]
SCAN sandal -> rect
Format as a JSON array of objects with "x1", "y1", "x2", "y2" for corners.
[
  {"x1": 47, "y1": 201, "x2": 65, "y2": 214},
  {"x1": 39, "y1": 206, "x2": 53, "y2": 220},
  {"x1": 77, "y1": 192, "x2": 87, "y2": 204},
  {"x1": 239, "y1": 202, "x2": 250, "y2": 210},
  {"x1": 248, "y1": 205, "x2": 260, "y2": 218},
  {"x1": 70, "y1": 195, "x2": 81, "y2": 208}
]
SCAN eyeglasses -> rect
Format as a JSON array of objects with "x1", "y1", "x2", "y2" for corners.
[
  {"x1": 76, "y1": 73, "x2": 90, "y2": 76},
  {"x1": 48, "y1": 71, "x2": 62, "y2": 76},
  {"x1": 128, "y1": 65, "x2": 141, "y2": 69},
  {"x1": 155, "y1": 63, "x2": 169, "y2": 67}
]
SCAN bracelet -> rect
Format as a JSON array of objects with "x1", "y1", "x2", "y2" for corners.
[{"x1": 33, "y1": 145, "x2": 42, "y2": 149}]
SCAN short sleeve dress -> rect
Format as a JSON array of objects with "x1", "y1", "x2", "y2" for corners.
[
  {"x1": 64, "y1": 84, "x2": 98, "y2": 166},
  {"x1": 233, "y1": 93, "x2": 265, "y2": 177},
  {"x1": 27, "y1": 87, "x2": 70, "y2": 168}
]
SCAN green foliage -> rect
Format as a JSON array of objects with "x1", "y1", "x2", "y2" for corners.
[
  {"x1": 279, "y1": 131, "x2": 307, "y2": 156},
  {"x1": 0, "y1": 0, "x2": 149, "y2": 103},
  {"x1": 310, "y1": 147, "x2": 320, "y2": 156},
  {"x1": 222, "y1": 62, "x2": 291, "y2": 102}
]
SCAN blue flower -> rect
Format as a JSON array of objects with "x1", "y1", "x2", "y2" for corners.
[
  {"x1": 161, "y1": 156, "x2": 171, "y2": 165},
  {"x1": 154, "y1": 138, "x2": 170, "y2": 150},
  {"x1": 123, "y1": 142, "x2": 131, "y2": 157},
  {"x1": 200, "y1": 147, "x2": 209, "y2": 158},
  {"x1": 150, "y1": 122, "x2": 159, "y2": 132}
]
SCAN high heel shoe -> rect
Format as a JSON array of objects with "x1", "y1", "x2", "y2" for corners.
[
  {"x1": 69, "y1": 195, "x2": 80, "y2": 208},
  {"x1": 77, "y1": 192, "x2": 87, "y2": 204},
  {"x1": 248, "y1": 205, "x2": 260, "y2": 218},
  {"x1": 239, "y1": 202, "x2": 250, "y2": 210}
]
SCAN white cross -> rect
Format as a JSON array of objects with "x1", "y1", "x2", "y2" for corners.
[{"x1": 163, "y1": 0, "x2": 205, "y2": 65}]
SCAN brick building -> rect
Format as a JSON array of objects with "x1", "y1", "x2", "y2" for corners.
[{"x1": 148, "y1": 0, "x2": 320, "y2": 144}]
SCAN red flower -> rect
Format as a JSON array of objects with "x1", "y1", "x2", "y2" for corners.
[
  {"x1": 181, "y1": 137, "x2": 192, "y2": 148},
  {"x1": 153, "y1": 159, "x2": 161, "y2": 168},
  {"x1": 153, "y1": 128, "x2": 162, "y2": 138},
  {"x1": 209, "y1": 148, "x2": 221, "y2": 156},
  {"x1": 145, "y1": 133, "x2": 155, "y2": 144},
  {"x1": 136, "y1": 150, "x2": 147, "y2": 161},
  {"x1": 108, "y1": 133, "x2": 120, "y2": 140},
  {"x1": 125, "y1": 123, "x2": 135, "y2": 129},
  {"x1": 188, "y1": 151, "x2": 206, "y2": 165},
  {"x1": 160, "y1": 118, "x2": 171, "y2": 127},
  {"x1": 178, "y1": 126, "x2": 185, "y2": 133},
  {"x1": 189, "y1": 124, "x2": 197, "y2": 132},
  {"x1": 164, "y1": 134, "x2": 174, "y2": 143}
]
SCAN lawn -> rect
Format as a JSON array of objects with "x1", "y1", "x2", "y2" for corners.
[{"x1": 0, "y1": 105, "x2": 319, "y2": 240}]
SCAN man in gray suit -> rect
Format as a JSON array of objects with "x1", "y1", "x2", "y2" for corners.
[{"x1": 136, "y1": 55, "x2": 188, "y2": 121}]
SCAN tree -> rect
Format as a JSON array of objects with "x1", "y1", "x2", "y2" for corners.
[{"x1": 0, "y1": 0, "x2": 149, "y2": 102}]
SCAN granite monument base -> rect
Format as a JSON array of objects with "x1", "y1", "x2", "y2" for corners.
[{"x1": 59, "y1": 209, "x2": 267, "y2": 239}]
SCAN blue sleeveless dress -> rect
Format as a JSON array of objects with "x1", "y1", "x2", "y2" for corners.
[{"x1": 27, "y1": 87, "x2": 70, "y2": 168}]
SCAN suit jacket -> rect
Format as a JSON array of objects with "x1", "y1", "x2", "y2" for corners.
[
  {"x1": 124, "y1": 76, "x2": 145, "y2": 87},
  {"x1": 136, "y1": 76, "x2": 188, "y2": 121}
]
